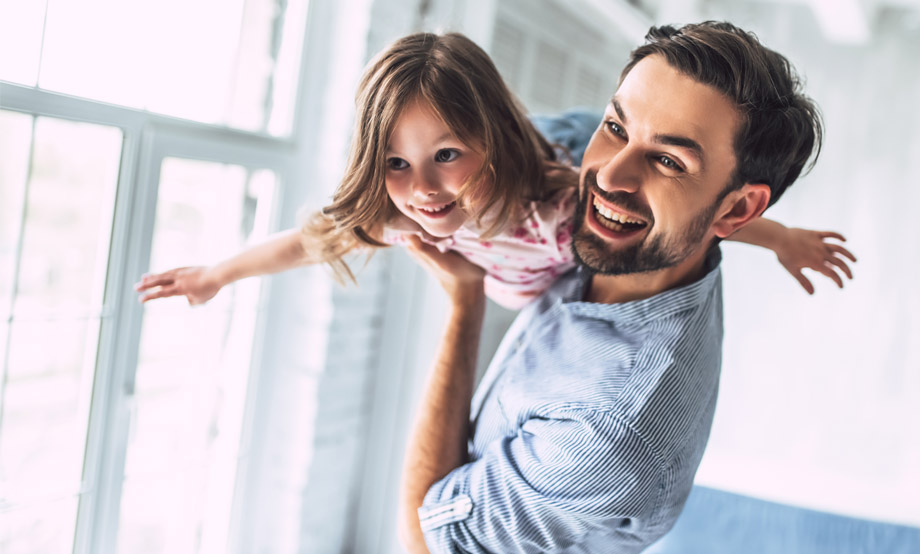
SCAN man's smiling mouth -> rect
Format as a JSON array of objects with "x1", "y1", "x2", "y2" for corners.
[{"x1": 592, "y1": 196, "x2": 648, "y2": 233}]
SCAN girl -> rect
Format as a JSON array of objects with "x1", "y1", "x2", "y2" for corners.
[{"x1": 135, "y1": 32, "x2": 855, "y2": 309}]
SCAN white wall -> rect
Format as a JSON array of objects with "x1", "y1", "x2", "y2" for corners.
[
  {"x1": 685, "y1": 1, "x2": 920, "y2": 527},
  {"x1": 233, "y1": 1, "x2": 382, "y2": 553}
]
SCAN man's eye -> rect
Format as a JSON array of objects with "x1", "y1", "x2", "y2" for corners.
[
  {"x1": 435, "y1": 149, "x2": 460, "y2": 162},
  {"x1": 606, "y1": 121, "x2": 626, "y2": 137},
  {"x1": 657, "y1": 156, "x2": 683, "y2": 172},
  {"x1": 387, "y1": 157, "x2": 408, "y2": 170}
]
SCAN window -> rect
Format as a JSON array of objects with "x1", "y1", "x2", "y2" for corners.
[
  {"x1": 0, "y1": 112, "x2": 121, "y2": 554},
  {"x1": 116, "y1": 160, "x2": 275, "y2": 553},
  {"x1": 0, "y1": 1, "x2": 310, "y2": 552},
  {"x1": 0, "y1": 0, "x2": 307, "y2": 136}
]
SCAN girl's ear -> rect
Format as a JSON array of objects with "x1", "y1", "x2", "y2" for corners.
[{"x1": 712, "y1": 183, "x2": 771, "y2": 238}]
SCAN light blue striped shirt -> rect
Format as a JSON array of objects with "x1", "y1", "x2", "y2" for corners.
[{"x1": 419, "y1": 248, "x2": 724, "y2": 553}]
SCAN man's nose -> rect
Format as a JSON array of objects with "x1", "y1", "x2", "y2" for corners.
[{"x1": 596, "y1": 145, "x2": 642, "y2": 194}]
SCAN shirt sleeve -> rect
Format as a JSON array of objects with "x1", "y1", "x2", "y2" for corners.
[{"x1": 418, "y1": 407, "x2": 663, "y2": 553}]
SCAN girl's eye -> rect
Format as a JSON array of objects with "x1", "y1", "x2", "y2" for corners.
[
  {"x1": 435, "y1": 149, "x2": 460, "y2": 163},
  {"x1": 606, "y1": 121, "x2": 626, "y2": 137},
  {"x1": 657, "y1": 155, "x2": 684, "y2": 172},
  {"x1": 387, "y1": 157, "x2": 409, "y2": 170}
]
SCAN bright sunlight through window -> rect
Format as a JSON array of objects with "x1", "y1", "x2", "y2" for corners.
[{"x1": 0, "y1": 0, "x2": 307, "y2": 135}]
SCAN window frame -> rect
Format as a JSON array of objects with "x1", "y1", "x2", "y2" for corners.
[{"x1": 0, "y1": 66, "x2": 295, "y2": 554}]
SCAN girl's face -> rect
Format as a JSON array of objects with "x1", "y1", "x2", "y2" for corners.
[{"x1": 385, "y1": 100, "x2": 483, "y2": 237}]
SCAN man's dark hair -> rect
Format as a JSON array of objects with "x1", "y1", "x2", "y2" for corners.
[{"x1": 621, "y1": 21, "x2": 823, "y2": 206}]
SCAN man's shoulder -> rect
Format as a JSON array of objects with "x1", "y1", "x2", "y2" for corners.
[
  {"x1": 516, "y1": 262, "x2": 725, "y2": 437},
  {"x1": 505, "y1": 274, "x2": 723, "y2": 416}
]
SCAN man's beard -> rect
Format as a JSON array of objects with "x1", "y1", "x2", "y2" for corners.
[{"x1": 571, "y1": 171, "x2": 719, "y2": 275}]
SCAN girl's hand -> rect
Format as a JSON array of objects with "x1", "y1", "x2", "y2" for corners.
[
  {"x1": 775, "y1": 229, "x2": 857, "y2": 294},
  {"x1": 404, "y1": 236, "x2": 485, "y2": 304},
  {"x1": 134, "y1": 267, "x2": 222, "y2": 305}
]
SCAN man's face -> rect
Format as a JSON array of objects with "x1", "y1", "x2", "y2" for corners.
[{"x1": 573, "y1": 54, "x2": 741, "y2": 275}]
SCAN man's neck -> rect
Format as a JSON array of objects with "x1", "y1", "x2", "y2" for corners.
[{"x1": 584, "y1": 247, "x2": 711, "y2": 305}]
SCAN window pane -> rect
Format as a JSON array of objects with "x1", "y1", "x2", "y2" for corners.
[
  {"x1": 0, "y1": 319, "x2": 98, "y2": 503},
  {"x1": 0, "y1": 114, "x2": 120, "y2": 554},
  {"x1": 38, "y1": 0, "x2": 306, "y2": 135},
  {"x1": 14, "y1": 117, "x2": 121, "y2": 316},
  {"x1": 0, "y1": 497, "x2": 79, "y2": 554},
  {"x1": 117, "y1": 469, "x2": 211, "y2": 554},
  {"x1": 118, "y1": 159, "x2": 276, "y2": 553},
  {"x1": 0, "y1": 1, "x2": 47, "y2": 85},
  {"x1": 0, "y1": 110, "x2": 32, "y2": 311}
]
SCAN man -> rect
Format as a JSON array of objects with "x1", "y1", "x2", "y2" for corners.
[{"x1": 398, "y1": 21, "x2": 823, "y2": 553}]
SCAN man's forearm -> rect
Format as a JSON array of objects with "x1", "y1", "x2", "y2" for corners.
[{"x1": 398, "y1": 287, "x2": 486, "y2": 553}]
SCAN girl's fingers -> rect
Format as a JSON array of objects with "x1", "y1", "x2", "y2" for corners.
[
  {"x1": 818, "y1": 264, "x2": 844, "y2": 288},
  {"x1": 793, "y1": 271, "x2": 815, "y2": 295},
  {"x1": 826, "y1": 256, "x2": 853, "y2": 280},
  {"x1": 136, "y1": 275, "x2": 175, "y2": 290},
  {"x1": 828, "y1": 244, "x2": 857, "y2": 262},
  {"x1": 139, "y1": 285, "x2": 178, "y2": 303},
  {"x1": 818, "y1": 231, "x2": 846, "y2": 242}
]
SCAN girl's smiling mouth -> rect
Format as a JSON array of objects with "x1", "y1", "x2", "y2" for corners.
[{"x1": 415, "y1": 201, "x2": 457, "y2": 219}]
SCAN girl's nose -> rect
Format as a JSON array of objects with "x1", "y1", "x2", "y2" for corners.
[{"x1": 411, "y1": 167, "x2": 441, "y2": 197}]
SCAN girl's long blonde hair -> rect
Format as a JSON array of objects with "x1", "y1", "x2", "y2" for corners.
[{"x1": 302, "y1": 32, "x2": 577, "y2": 282}]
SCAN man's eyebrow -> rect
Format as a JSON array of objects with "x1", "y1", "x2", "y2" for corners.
[
  {"x1": 611, "y1": 98, "x2": 627, "y2": 123},
  {"x1": 611, "y1": 96, "x2": 704, "y2": 166},
  {"x1": 654, "y1": 134, "x2": 704, "y2": 165}
]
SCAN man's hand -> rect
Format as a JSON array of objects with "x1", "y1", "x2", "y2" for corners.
[
  {"x1": 775, "y1": 229, "x2": 857, "y2": 294},
  {"x1": 134, "y1": 266, "x2": 222, "y2": 305},
  {"x1": 405, "y1": 236, "x2": 485, "y2": 304}
]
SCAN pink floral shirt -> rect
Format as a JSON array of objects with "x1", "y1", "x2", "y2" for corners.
[{"x1": 383, "y1": 187, "x2": 577, "y2": 310}]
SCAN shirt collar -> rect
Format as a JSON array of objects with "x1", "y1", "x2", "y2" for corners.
[{"x1": 560, "y1": 246, "x2": 722, "y2": 324}]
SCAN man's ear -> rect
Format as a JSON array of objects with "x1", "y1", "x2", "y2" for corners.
[{"x1": 712, "y1": 183, "x2": 771, "y2": 239}]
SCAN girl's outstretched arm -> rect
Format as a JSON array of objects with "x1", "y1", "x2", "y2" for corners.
[
  {"x1": 135, "y1": 228, "x2": 310, "y2": 305},
  {"x1": 727, "y1": 217, "x2": 857, "y2": 294}
]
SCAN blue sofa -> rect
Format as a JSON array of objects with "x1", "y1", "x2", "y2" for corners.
[{"x1": 645, "y1": 486, "x2": 920, "y2": 554}]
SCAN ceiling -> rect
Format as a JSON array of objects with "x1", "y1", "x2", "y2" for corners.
[{"x1": 568, "y1": 0, "x2": 920, "y2": 44}]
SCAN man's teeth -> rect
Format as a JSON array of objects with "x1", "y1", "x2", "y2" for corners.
[{"x1": 592, "y1": 197, "x2": 644, "y2": 225}]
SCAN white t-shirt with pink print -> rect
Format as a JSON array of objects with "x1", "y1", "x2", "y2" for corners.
[{"x1": 383, "y1": 187, "x2": 577, "y2": 310}]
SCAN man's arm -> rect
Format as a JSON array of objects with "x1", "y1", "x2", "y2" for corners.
[
  {"x1": 397, "y1": 239, "x2": 665, "y2": 553},
  {"x1": 398, "y1": 237, "x2": 486, "y2": 554}
]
